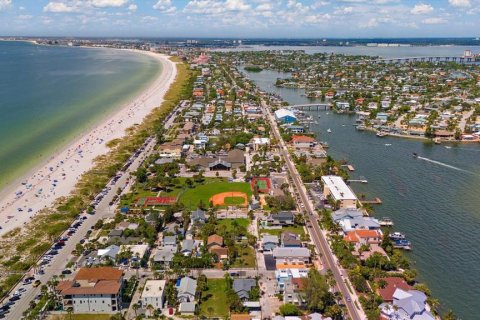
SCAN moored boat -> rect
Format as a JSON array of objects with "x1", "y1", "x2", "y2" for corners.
[
  {"x1": 376, "y1": 131, "x2": 388, "y2": 137},
  {"x1": 379, "y1": 217, "x2": 394, "y2": 227},
  {"x1": 389, "y1": 232, "x2": 406, "y2": 240}
]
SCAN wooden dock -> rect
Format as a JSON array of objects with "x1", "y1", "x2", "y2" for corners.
[{"x1": 360, "y1": 197, "x2": 382, "y2": 205}]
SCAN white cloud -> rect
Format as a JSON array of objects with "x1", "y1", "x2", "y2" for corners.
[
  {"x1": 128, "y1": 4, "x2": 137, "y2": 12},
  {"x1": 0, "y1": 0, "x2": 11, "y2": 11},
  {"x1": 448, "y1": 0, "x2": 471, "y2": 7},
  {"x1": 141, "y1": 15, "x2": 159, "y2": 22},
  {"x1": 184, "y1": 0, "x2": 251, "y2": 15},
  {"x1": 360, "y1": 17, "x2": 378, "y2": 27},
  {"x1": 44, "y1": 2, "x2": 79, "y2": 13},
  {"x1": 17, "y1": 14, "x2": 33, "y2": 20},
  {"x1": 153, "y1": 0, "x2": 177, "y2": 14},
  {"x1": 89, "y1": 0, "x2": 129, "y2": 8},
  {"x1": 334, "y1": 6, "x2": 354, "y2": 15},
  {"x1": 422, "y1": 17, "x2": 448, "y2": 24},
  {"x1": 410, "y1": 3, "x2": 434, "y2": 15},
  {"x1": 43, "y1": 0, "x2": 130, "y2": 13}
]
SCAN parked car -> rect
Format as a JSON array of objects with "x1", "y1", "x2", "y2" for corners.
[{"x1": 32, "y1": 280, "x2": 41, "y2": 288}]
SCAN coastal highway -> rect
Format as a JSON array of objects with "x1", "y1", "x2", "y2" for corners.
[
  {"x1": 4, "y1": 100, "x2": 185, "y2": 320},
  {"x1": 260, "y1": 100, "x2": 365, "y2": 320}
]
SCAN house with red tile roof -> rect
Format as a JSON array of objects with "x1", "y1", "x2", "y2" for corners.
[
  {"x1": 344, "y1": 229, "x2": 383, "y2": 245},
  {"x1": 375, "y1": 277, "x2": 412, "y2": 302}
]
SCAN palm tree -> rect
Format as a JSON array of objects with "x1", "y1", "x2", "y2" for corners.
[
  {"x1": 132, "y1": 302, "x2": 140, "y2": 317},
  {"x1": 147, "y1": 304, "x2": 155, "y2": 318}
]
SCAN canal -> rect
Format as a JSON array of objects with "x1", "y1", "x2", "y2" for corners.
[{"x1": 242, "y1": 67, "x2": 480, "y2": 319}]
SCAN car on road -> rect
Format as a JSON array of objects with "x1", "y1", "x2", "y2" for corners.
[
  {"x1": 346, "y1": 297, "x2": 351, "y2": 302},
  {"x1": 61, "y1": 269, "x2": 72, "y2": 275},
  {"x1": 32, "y1": 280, "x2": 41, "y2": 288}
]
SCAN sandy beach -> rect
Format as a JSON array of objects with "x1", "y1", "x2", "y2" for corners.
[{"x1": 0, "y1": 49, "x2": 177, "y2": 236}]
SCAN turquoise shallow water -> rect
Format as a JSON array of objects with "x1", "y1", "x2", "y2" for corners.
[
  {"x1": 0, "y1": 41, "x2": 161, "y2": 191},
  {"x1": 243, "y1": 67, "x2": 480, "y2": 319}
]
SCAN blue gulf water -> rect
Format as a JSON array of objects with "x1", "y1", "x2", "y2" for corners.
[
  {"x1": 0, "y1": 41, "x2": 161, "y2": 190},
  {"x1": 242, "y1": 66, "x2": 480, "y2": 319}
]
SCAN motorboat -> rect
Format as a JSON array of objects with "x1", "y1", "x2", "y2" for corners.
[
  {"x1": 412, "y1": 152, "x2": 418, "y2": 158},
  {"x1": 389, "y1": 232, "x2": 406, "y2": 240},
  {"x1": 376, "y1": 131, "x2": 388, "y2": 137},
  {"x1": 327, "y1": 128, "x2": 332, "y2": 133},
  {"x1": 379, "y1": 217, "x2": 394, "y2": 227}
]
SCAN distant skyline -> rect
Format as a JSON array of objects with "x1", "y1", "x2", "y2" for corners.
[{"x1": 0, "y1": 0, "x2": 480, "y2": 38}]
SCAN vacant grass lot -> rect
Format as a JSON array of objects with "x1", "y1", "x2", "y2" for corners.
[
  {"x1": 199, "y1": 278, "x2": 229, "y2": 318},
  {"x1": 217, "y1": 218, "x2": 250, "y2": 232},
  {"x1": 260, "y1": 225, "x2": 305, "y2": 237},
  {"x1": 231, "y1": 245, "x2": 256, "y2": 268},
  {"x1": 179, "y1": 181, "x2": 252, "y2": 209}
]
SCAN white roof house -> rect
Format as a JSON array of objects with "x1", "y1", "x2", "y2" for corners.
[
  {"x1": 141, "y1": 280, "x2": 166, "y2": 310},
  {"x1": 321, "y1": 175, "x2": 358, "y2": 209}
]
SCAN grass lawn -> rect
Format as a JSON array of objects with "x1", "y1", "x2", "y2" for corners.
[
  {"x1": 179, "y1": 181, "x2": 252, "y2": 210},
  {"x1": 224, "y1": 196, "x2": 246, "y2": 205},
  {"x1": 199, "y1": 278, "x2": 229, "y2": 318},
  {"x1": 48, "y1": 315, "x2": 112, "y2": 320},
  {"x1": 260, "y1": 225, "x2": 305, "y2": 237},
  {"x1": 217, "y1": 218, "x2": 250, "y2": 232},
  {"x1": 231, "y1": 245, "x2": 256, "y2": 268}
]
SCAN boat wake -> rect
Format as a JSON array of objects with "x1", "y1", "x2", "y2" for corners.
[{"x1": 416, "y1": 156, "x2": 474, "y2": 174}]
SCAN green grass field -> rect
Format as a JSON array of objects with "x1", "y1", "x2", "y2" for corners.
[
  {"x1": 224, "y1": 196, "x2": 246, "y2": 205},
  {"x1": 179, "y1": 181, "x2": 252, "y2": 210},
  {"x1": 199, "y1": 279, "x2": 229, "y2": 318}
]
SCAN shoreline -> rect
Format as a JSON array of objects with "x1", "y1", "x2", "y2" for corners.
[{"x1": 0, "y1": 48, "x2": 177, "y2": 236}]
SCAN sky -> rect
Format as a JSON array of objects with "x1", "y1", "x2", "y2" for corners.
[{"x1": 0, "y1": 0, "x2": 479, "y2": 38}]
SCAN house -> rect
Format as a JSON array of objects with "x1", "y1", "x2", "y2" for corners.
[
  {"x1": 379, "y1": 288, "x2": 435, "y2": 320},
  {"x1": 272, "y1": 247, "x2": 311, "y2": 268},
  {"x1": 332, "y1": 208, "x2": 364, "y2": 222},
  {"x1": 179, "y1": 302, "x2": 197, "y2": 315},
  {"x1": 210, "y1": 247, "x2": 229, "y2": 260},
  {"x1": 108, "y1": 229, "x2": 123, "y2": 238},
  {"x1": 338, "y1": 216, "x2": 380, "y2": 233},
  {"x1": 97, "y1": 245, "x2": 120, "y2": 261},
  {"x1": 182, "y1": 122, "x2": 195, "y2": 134},
  {"x1": 177, "y1": 277, "x2": 197, "y2": 303},
  {"x1": 56, "y1": 267, "x2": 123, "y2": 313},
  {"x1": 115, "y1": 221, "x2": 139, "y2": 231},
  {"x1": 141, "y1": 280, "x2": 166, "y2": 310},
  {"x1": 321, "y1": 175, "x2": 358, "y2": 209},
  {"x1": 375, "y1": 277, "x2": 412, "y2": 303},
  {"x1": 262, "y1": 235, "x2": 279, "y2": 251},
  {"x1": 283, "y1": 278, "x2": 306, "y2": 306},
  {"x1": 281, "y1": 232, "x2": 302, "y2": 248},
  {"x1": 275, "y1": 268, "x2": 308, "y2": 293},
  {"x1": 275, "y1": 109, "x2": 297, "y2": 123},
  {"x1": 283, "y1": 124, "x2": 305, "y2": 134},
  {"x1": 269, "y1": 211, "x2": 294, "y2": 226},
  {"x1": 291, "y1": 135, "x2": 316, "y2": 148},
  {"x1": 163, "y1": 235, "x2": 177, "y2": 247},
  {"x1": 207, "y1": 234, "x2": 223, "y2": 248},
  {"x1": 233, "y1": 278, "x2": 257, "y2": 300},
  {"x1": 251, "y1": 137, "x2": 270, "y2": 151},
  {"x1": 344, "y1": 229, "x2": 383, "y2": 245},
  {"x1": 181, "y1": 239, "x2": 197, "y2": 256},
  {"x1": 304, "y1": 313, "x2": 332, "y2": 320},
  {"x1": 153, "y1": 247, "x2": 176, "y2": 268},
  {"x1": 191, "y1": 209, "x2": 207, "y2": 224}
]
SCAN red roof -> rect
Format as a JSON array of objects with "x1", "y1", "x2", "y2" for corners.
[
  {"x1": 376, "y1": 277, "x2": 412, "y2": 302},
  {"x1": 344, "y1": 230, "x2": 383, "y2": 243},
  {"x1": 291, "y1": 135, "x2": 316, "y2": 143},
  {"x1": 75, "y1": 267, "x2": 123, "y2": 281}
]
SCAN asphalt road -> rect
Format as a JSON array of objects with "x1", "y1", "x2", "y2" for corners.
[{"x1": 261, "y1": 100, "x2": 365, "y2": 320}]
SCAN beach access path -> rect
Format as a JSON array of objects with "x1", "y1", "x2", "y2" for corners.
[{"x1": 0, "y1": 49, "x2": 177, "y2": 237}]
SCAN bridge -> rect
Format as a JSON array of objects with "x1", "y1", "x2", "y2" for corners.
[
  {"x1": 348, "y1": 56, "x2": 478, "y2": 65},
  {"x1": 290, "y1": 103, "x2": 331, "y2": 111}
]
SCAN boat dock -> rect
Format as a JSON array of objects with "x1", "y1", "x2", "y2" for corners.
[
  {"x1": 341, "y1": 164, "x2": 355, "y2": 171},
  {"x1": 348, "y1": 179, "x2": 367, "y2": 183},
  {"x1": 360, "y1": 197, "x2": 382, "y2": 205}
]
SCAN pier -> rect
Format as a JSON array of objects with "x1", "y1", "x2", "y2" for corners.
[
  {"x1": 348, "y1": 179, "x2": 368, "y2": 183},
  {"x1": 291, "y1": 103, "x2": 331, "y2": 111},
  {"x1": 360, "y1": 197, "x2": 382, "y2": 205},
  {"x1": 341, "y1": 164, "x2": 355, "y2": 171}
]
